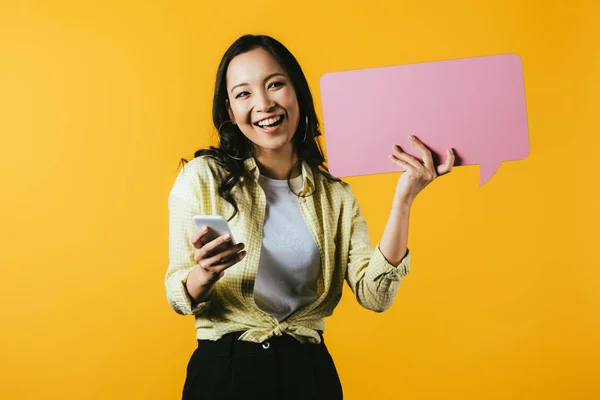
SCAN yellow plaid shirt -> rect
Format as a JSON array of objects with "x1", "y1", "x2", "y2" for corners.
[{"x1": 165, "y1": 156, "x2": 411, "y2": 344}]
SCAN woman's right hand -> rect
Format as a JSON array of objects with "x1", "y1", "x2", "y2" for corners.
[{"x1": 185, "y1": 227, "x2": 246, "y2": 304}]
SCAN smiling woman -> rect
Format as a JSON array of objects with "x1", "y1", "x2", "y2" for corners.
[
  {"x1": 165, "y1": 34, "x2": 454, "y2": 400},
  {"x1": 225, "y1": 48, "x2": 301, "y2": 169},
  {"x1": 186, "y1": 35, "x2": 340, "y2": 223}
]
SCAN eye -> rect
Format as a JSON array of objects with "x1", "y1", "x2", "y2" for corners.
[
  {"x1": 268, "y1": 81, "x2": 284, "y2": 89},
  {"x1": 235, "y1": 91, "x2": 250, "y2": 99}
]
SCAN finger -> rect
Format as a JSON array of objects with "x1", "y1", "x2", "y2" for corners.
[
  {"x1": 205, "y1": 242, "x2": 245, "y2": 265},
  {"x1": 437, "y1": 148, "x2": 455, "y2": 176},
  {"x1": 195, "y1": 245, "x2": 233, "y2": 264},
  {"x1": 214, "y1": 250, "x2": 248, "y2": 273},
  {"x1": 191, "y1": 226, "x2": 209, "y2": 249},
  {"x1": 392, "y1": 145, "x2": 422, "y2": 170},
  {"x1": 202, "y1": 233, "x2": 234, "y2": 256},
  {"x1": 408, "y1": 134, "x2": 435, "y2": 172},
  {"x1": 199, "y1": 250, "x2": 247, "y2": 282},
  {"x1": 389, "y1": 154, "x2": 411, "y2": 172},
  {"x1": 194, "y1": 233, "x2": 232, "y2": 261}
]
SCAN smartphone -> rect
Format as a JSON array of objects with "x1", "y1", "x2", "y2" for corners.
[{"x1": 192, "y1": 215, "x2": 236, "y2": 253}]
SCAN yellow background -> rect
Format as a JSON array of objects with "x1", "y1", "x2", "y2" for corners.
[{"x1": 1, "y1": 0, "x2": 598, "y2": 398}]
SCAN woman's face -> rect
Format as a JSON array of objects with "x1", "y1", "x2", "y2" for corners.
[{"x1": 226, "y1": 48, "x2": 300, "y2": 156}]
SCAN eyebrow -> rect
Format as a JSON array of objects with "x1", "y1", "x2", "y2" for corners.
[{"x1": 229, "y1": 72, "x2": 287, "y2": 94}]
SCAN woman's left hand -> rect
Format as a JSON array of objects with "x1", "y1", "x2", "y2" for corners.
[{"x1": 389, "y1": 134, "x2": 455, "y2": 204}]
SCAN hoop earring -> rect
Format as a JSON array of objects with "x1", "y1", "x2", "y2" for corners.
[
  {"x1": 301, "y1": 115, "x2": 309, "y2": 143},
  {"x1": 217, "y1": 120, "x2": 247, "y2": 161}
]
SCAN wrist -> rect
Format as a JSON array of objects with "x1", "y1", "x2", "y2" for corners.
[
  {"x1": 190, "y1": 265, "x2": 215, "y2": 290},
  {"x1": 394, "y1": 193, "x2": 414, "y2": 208},
  {"x1": 186, "y1": 266, "x2": 214, "y2": 302}
]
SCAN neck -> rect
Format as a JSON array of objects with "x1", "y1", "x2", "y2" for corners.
[{"x1": 253, "y1": 146, "x2": 301, "y2": 180}]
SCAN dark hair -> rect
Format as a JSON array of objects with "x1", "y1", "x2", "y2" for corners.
[{"x1": 180, "y1": 34, "x2": 341, "y2": 221}]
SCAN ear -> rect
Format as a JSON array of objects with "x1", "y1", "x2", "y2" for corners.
[{"x1": 225, "y1": 99, "x2": 236, "y2": 124}]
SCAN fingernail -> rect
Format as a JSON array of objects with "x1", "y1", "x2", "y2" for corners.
[
  {"x1": 224, "y1": 234, "x2": 231, "y2": 240},
  {"x1": 201, "y1": 226, "x2": 208, "y2": 233},
  {"x1": 409, "y1": 134, "x2": 415, "y2": 139}
]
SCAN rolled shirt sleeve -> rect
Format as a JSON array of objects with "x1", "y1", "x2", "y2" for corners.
[
  {"x1": 345, "y1": 192, "x2": 411, "y2": 312},
  {"x1": 164, "y1": 162, "x2": 212, "y2": 316}
]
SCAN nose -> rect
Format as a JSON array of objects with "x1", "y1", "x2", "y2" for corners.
[{"x1": 254, "y1": 88, "x2": 275, "y2": 112}]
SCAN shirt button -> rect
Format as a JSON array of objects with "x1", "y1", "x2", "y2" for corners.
[{"x1": 262, "y1": 342, "x2": 270, "y2": 350}]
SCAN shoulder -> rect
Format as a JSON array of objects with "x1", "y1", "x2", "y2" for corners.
[
  {"x1": 313, "y1": 169, "x2": 356, "y2": 203},
  {"x1": 181, "y1": 155, "x2": 226, "y2": 177},
  {"x1": 178, "y1": 155, "x2": 232, "y2": 187},
  {"x1": 170, "y1": 155, "x2": 225, "y2": 200}
]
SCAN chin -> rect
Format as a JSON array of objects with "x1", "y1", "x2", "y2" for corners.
[{"x1": 254, "y1": 138, "x2": 295, "y2": 152}]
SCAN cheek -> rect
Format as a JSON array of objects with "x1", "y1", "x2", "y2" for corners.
[
  {"x1": 230, "y1": 104, "x2": 250, "y2": 124},
  {"x1": 288, "y1": 96, "x2": 300, "y2": 121},
  {"x1": 283, "y1": 88, "x2": 299, "y2": 110},
  {"x1": 279, "y1": 93, "x2": 300, "y2": 125}
]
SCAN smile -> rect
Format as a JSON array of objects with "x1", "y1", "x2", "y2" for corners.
[{"x1": 254, "y1": 115, "x2": 284, "y2": 128}]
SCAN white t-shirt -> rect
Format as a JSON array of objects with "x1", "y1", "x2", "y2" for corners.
[{"x1": 253, "y1": 173, "x2": 322, "y2": 322}]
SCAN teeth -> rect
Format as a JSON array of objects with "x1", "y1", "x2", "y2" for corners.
[{"x1": 257, "y1": 115, "x2": 282, "y2": 127}]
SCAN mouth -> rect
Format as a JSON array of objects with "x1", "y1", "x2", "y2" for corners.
[{"x1": 254, "y1": 114, "x2": 285, "y2": 132}]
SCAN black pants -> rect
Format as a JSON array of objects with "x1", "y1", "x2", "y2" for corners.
[{"x1": 182, "y1": 331, "x2": 343, "y2": 400}]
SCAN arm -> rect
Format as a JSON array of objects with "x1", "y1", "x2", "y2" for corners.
[
  {"x1": 382, "y1": 134, "x2": 454, "y2": 262},
  {"x1": 164, "y1": 159, "x2": 213, "y2": 315},
  {"x1": 165, "y1": 183, "x2": 213, "y2": 315},
  {"x1": 344, "y1": 193, "x2": 411, "y2": 313},
  {"x1": 346, "y1": 134, "x2": 455, "y2": 312},
  {"x1": 378, "y1": 194, "x2": 411, "y2": 267}
]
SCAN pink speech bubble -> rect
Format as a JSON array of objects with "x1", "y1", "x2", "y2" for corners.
[{"x1": 320, "y1": 54, "x2": 530, "y2": 186}]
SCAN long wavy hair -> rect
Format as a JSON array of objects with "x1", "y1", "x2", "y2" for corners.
[{"x1": 180, "y1": 34, "x2": 341, "y2": 221}]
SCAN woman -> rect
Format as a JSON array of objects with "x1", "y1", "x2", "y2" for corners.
[{"x1": 165, "y1": 34, "x2": 454, "y2": 400}]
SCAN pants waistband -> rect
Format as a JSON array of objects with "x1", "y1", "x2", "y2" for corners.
[{"x1": 196, "y1": 331, "x2": 326, "y2": 357}]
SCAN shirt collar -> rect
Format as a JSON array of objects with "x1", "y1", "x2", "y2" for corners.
[{"x1": 243, "y1": 156, "x2": 315, "y2": 194}]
